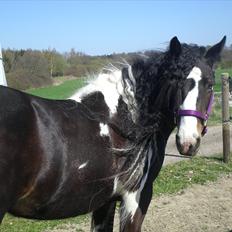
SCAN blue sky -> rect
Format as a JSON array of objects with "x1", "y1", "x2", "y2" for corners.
[{"x1": 0, "y1": 0, "x2": 231, "y2": 55}]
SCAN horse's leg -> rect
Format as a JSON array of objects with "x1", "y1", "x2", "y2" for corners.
[
  {"x1": 0, "y1": 149, "x2": 18, "y2": 224},
  {"x1": 0, "y1": 212, "x2": 5, "y2": 223},
  {"x1": 0, "y1": 182, "x2": 14, "y2": 223},
  {"x1": 119, "y1": 145, "x2": 165, "y2": 232},
  {"x1": 91, "y1": 201, "x2": 116, "y2": 232},
  {"x1": 0, "y1": 173, "x2": 13, "y2": 223},
  {"x1": 119, "y1": 184, "x2": 153, "y2": 232}
]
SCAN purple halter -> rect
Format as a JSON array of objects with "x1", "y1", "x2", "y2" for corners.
[{"x1": 177, "y1": 93, "x2": 214, "y2": 136}]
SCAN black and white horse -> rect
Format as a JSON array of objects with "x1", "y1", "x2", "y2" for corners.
[{"x1": 0, "y1": 36, "x2": 225, "y2": 231}]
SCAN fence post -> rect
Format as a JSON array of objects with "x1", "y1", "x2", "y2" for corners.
[{"x1": 221, "y1": 73, "x2": 231, "y2": 163}]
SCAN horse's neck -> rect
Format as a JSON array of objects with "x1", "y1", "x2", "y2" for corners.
[
  {"x1": 110, "y1": 99, "x2": 176, "y2": 191},
  {"x1": 109, "y1": 98, "x2": 137, "y2": 141},
  {"x1": 159, "y1": 113, "x2": 175, "y2": 140},
  {"x1": 78, "y1": 91, "x2": 110, "y2": 124}
]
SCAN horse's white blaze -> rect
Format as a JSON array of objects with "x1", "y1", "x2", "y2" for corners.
[
  {"x1": 99, "y1": 123, "x2": 109, "y2": 137},
  {"x1": 178, "y1": 67, "x2": 202, "y2": 145},
  {"x1": 78, "y1": 161, "x2": 89, "y2": 170}
]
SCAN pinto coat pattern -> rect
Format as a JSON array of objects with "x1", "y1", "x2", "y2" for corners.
[{"x1": 0, "y1": 36, "x2": 226, "y2": 232}]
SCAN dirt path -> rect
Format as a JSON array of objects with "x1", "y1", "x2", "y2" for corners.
[
  {"x1": 142, "y1": 174, "x2": 232, "y2": 232},
  {"x1": 46, "y1": 175, "x2": 232, "y2": 232}
]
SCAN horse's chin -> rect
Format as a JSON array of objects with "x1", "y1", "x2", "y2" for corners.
[
  {"x1": 178, "y1": 148, "x2": 199, "y2": 157},
  {"x1": 176, "y1": 135, "x2": 201, "y2": 157}
]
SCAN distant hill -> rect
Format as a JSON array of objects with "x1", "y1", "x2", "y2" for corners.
[{"x1": 2, "y1": 46, "x2": 232, "y2": 90}]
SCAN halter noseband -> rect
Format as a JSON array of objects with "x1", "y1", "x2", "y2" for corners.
[{"x1": 177, "y1": 93, "x2": 214, "y2": 136}]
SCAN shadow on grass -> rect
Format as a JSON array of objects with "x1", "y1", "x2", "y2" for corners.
[{"x1": 203, "y1": 156, "x2": 223, "y2": 162}]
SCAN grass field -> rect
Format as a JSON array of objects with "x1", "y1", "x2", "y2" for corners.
[
  {"x1": 1, "y1": 156, "x2": 232, "y2": 232},
  {"x1": 154, "y1": 156, "x2": 232, "y2": 196},
  {"x1": 27, "y1": 79, "x2": 85, "y2": 99},
  {"x1": 26, "y1": 68, "x2": 232, "y2": 98},
  {"x1": 214, "y1": 67, "x2": 232, "y2": 92}
]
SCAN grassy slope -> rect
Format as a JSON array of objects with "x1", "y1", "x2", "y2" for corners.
[{"x1": 26, "y1": 79, "x2": 85, "y2": 99}]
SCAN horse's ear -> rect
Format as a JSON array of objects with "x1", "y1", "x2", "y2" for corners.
[
  {"x1": 169, "y1": 36, "x2": 182, "y2": 57},
  {"x1": 205, "y1": 36, "x2": 226, "y2": 66}
]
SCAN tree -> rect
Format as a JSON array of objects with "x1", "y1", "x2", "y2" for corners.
[{"x1": 6, "y1": 49, "x2": 52, "y2": 90}]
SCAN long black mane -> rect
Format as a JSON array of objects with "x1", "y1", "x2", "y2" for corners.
[
  {"x1": 108, "y1": 43, "x2": 210, "y2": 191},
  {"x1": 116, "y1": 43, "x2": 205, "y2": 143}
]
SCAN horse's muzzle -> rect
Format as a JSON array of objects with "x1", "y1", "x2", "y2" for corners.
[{"x1": 176, "y1": 135, "x2": 201, "y2": 156}]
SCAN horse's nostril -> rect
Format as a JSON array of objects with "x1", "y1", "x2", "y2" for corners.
[
  {"x1": 182, "y1": 142, "x2": 191, "y2": 154},
  {"x1": 189, "y1": 144, "x2": 193, "y2": 151},
  {"x1": 176, "y1": 134, "x2": 180, "y2": 143}
]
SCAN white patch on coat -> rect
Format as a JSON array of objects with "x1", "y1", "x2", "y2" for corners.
[
  {"x1": 70, "y1": 70, "x2": 123, "y2": 114},
  {"x1": 121, "y1": 146, "x2": 153, "y2": 223},
  {"x1": 113, "y1": 177, "x2": 119, "y2": 195},
  {"x1": 122, "y1": 191, "x2": 139, "y2": 221},
  {"x1": 69, "y1": 65, "x2": 137, "y2": 119},
  {"x1": 78, "y1": 161, "x2": 89, "y2": 170},
  {"x1": 99, "y1": 123, "x2": 109, "y2": 137},
  {"x1": 177, "y1": 67, "x2": 202, "y2": 144}
]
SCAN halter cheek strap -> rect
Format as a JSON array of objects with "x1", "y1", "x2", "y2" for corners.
[{"x1": 177, "y1": 93, "x2": 214, "y2": 136}]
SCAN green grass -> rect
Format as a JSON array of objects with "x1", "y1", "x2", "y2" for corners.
[
  {"x1": 154, "y1": 156, "x2": 232, "y2": 196},
  {"x1": 214, "y1": 67, "x2": 232, "y2": 92},
  {"x1": 208, "y1": 94, "x2": 222, "y2": 125},
  {"x1": 1, "y1": 214, "x2": 88, "y2": 232},
  {"x1": 2, "y1": 156, "x2": 232, "y2": 231},
  {"x1": 208, "y1": 93, "x2": 232, "y2": 125},
  {"x1": 26, "y1": 79, "x2": 85, "y2": 99}
]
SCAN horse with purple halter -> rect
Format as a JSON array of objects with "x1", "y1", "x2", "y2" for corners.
[{"x1": 0, "y1": 36, "x2": 225, "y2": 231}]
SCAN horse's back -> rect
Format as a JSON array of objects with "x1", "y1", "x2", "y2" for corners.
[{"x1": 0, "y1": 86, "x2": 115, "y2": 219}]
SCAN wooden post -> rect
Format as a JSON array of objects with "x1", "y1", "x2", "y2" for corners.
[{"x1": 221, "y1": 73, "x2": 231, "y2": 163}]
